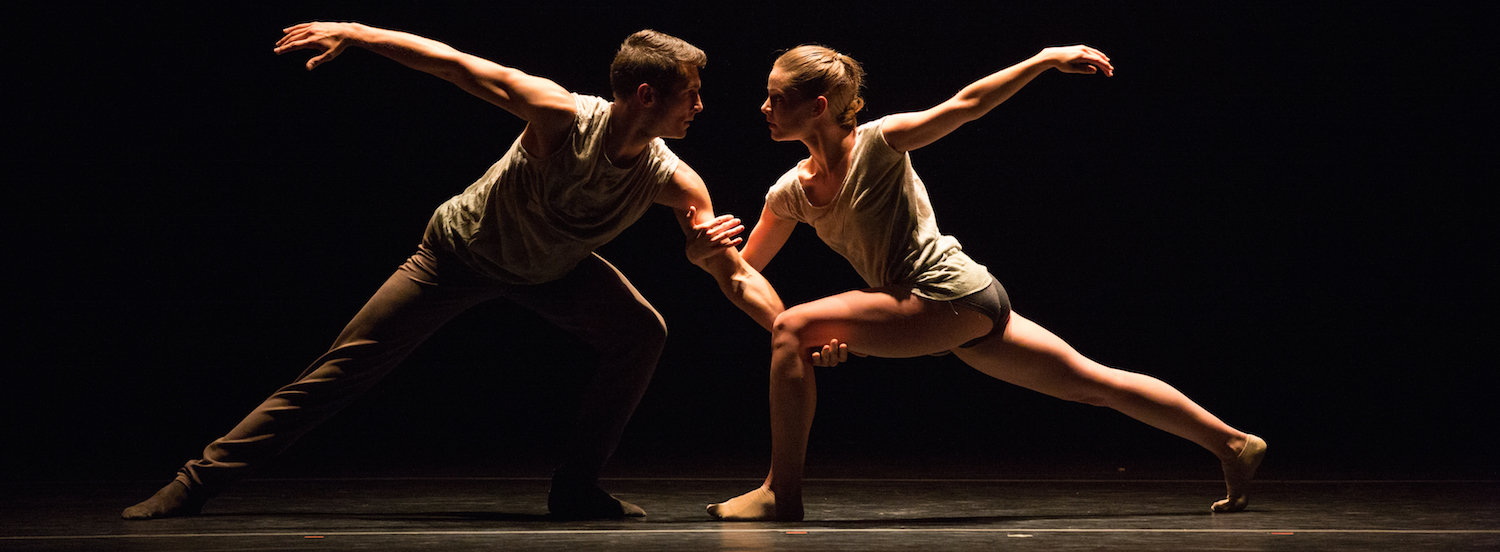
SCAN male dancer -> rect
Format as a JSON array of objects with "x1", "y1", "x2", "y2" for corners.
[{"x1": 123, "y1": 22, "x2": 783, "y2": 520}]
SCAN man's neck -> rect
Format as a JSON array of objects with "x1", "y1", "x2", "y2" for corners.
[{"x1": 604, "y1": 101, "x2": 652, "y2": 167}]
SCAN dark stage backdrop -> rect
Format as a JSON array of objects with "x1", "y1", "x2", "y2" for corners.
[{"x1": 4, "y1": 2, "x2": 1492, "y2": 482}]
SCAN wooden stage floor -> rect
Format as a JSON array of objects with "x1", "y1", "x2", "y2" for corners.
[{"x1": 4, "y1": 473, "x2": 1497, "y2": 551}]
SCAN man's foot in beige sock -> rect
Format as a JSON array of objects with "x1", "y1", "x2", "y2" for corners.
[
  {"x1": 1211, "y1": 434, "x2": 1267, "y2": 513},
  {"x1": 122, "y1": 479, "x2": 205, "y2": 520},
  {"x1": 707, "y1": 486, "x2": 802, "y2": 521}
]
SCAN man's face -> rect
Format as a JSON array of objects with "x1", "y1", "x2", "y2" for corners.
[{"x1": 652, "y1": 65, "x2": 703, "y2": 139}]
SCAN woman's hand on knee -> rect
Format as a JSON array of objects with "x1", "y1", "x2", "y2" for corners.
[{"x1": 809, "y1": 339, "x2": 861, "y2": 367}]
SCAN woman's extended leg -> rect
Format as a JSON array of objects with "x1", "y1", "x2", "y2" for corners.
[
  {"x1": 951, "y1": 311, "x2": 1265, "y2": 512},
  {"x1": 708, "y1": 288, "x2": 994, "y2": 521}
]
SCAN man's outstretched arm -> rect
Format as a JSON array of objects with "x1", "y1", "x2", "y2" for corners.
[{"x1": 274, "y1": 22, "x2": 574, "y2": 150}]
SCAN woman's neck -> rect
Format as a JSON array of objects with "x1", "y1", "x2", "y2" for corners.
[{"x1": 799, "y1": 123, "x2": 857, "y2": 188}]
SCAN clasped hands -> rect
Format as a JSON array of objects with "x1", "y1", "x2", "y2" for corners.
[{"x1": 685, "y1": 207, "x2": 855, "y2": 368}]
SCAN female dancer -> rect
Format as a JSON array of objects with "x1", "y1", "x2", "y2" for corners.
[{"x1": 694, "y1": 44, "x2": 1265, "y2": 521}]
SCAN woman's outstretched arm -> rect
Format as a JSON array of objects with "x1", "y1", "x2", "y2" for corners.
[
  {"x1": 685, "y1": 202, "x2": 795, "y2": 274},
  {"x1": 880, "y1": 45, "x2": 1113, "y2": 153},
  {"x1": 740, "y1": 204, "x2": 797, "y2": 273},
  {"x1": 661, "y1": 164, "x2": 785, "y2": 332}
]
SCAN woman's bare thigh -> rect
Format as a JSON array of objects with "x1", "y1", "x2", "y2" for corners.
[
  {"x1": 780, "y1": 287, "x2": 994, "y2": 358},
  {"x1": 951, "y1": 311, "x2": 1113, "y2": 400}
]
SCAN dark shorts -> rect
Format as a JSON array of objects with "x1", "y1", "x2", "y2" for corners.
[{"x1": 953, "y1": 279, "x2": 1012, "y2": 349}]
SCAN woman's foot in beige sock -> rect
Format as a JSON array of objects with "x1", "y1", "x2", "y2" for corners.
[{"x1": 1211, "y1": 434, "x2": 1267, "y2": 513}]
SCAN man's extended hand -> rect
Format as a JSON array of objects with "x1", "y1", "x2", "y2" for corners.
[{"x1": 275, "y1": 22, "x2": 359, "y2": 70}]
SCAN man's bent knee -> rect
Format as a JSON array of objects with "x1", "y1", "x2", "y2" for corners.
[{"x1": 602, "y1": 310, "x2": 667, "y2": 358}]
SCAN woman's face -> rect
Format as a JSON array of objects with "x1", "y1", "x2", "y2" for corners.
[{"x1": 761, "y1": 67, "x2": 820, "y2": 141}]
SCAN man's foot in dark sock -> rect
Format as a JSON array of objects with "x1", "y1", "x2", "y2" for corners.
[
  {"x1": 547, "y1": 481, "x2": 645, "y2": 519},
  {"x1": 122, "y1": 479, "x2": 205, "y2": 520}
]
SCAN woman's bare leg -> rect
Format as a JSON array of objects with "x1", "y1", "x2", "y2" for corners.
[
  {"x1": 952, "y1": 312, "x2": 1265, "y2": 512},
  {"x1": 708, "y1": 288, "x2": 993, "y2": 521}
]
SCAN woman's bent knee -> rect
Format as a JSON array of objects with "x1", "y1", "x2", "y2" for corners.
[{"x1": 771, "y1": 309, "x2": 807, "y2": 337}]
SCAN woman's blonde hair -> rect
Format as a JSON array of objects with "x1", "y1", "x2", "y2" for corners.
[{"x1": 773, "y1": 45, "x2": 865, "y2": 129}]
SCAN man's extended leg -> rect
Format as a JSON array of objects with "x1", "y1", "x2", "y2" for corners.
[
  {"x1": 508, "y1": 253, "x2": 666, "y2": 518},
  {"x1": 123, "y1": 244, "x2": 503, "y2": 519}
]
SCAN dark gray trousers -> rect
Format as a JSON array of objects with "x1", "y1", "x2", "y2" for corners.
[{"x1": 175, "y1": 239, "x2": 666, "y2": 495}]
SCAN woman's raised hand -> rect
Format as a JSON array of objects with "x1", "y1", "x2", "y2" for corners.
[{"x1": 1042, "y1": 45, "x2": 1114, "y2": 77}]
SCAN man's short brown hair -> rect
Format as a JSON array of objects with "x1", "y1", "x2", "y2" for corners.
[{"x1": 610, "y1": 30, "x2": 707, "y2": 99}]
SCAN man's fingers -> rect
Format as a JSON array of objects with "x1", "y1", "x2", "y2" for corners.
[
  {"x1": 307, "y1": 51, "x2": 334, "y2": 70},
  {"x1": 273, "y1": 34, "x2": 303, "y2": 52},
  {"x1": 276, "y1": 35, "x2": 326, "y2": 55}
]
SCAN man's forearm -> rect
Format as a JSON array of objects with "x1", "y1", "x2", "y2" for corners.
[
  {"x1": 701, "y1": 254, "x2": 783, "y2": 331},
  {"x1": 338, "y1": 23, "x2": 471, "y2": 79}
]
